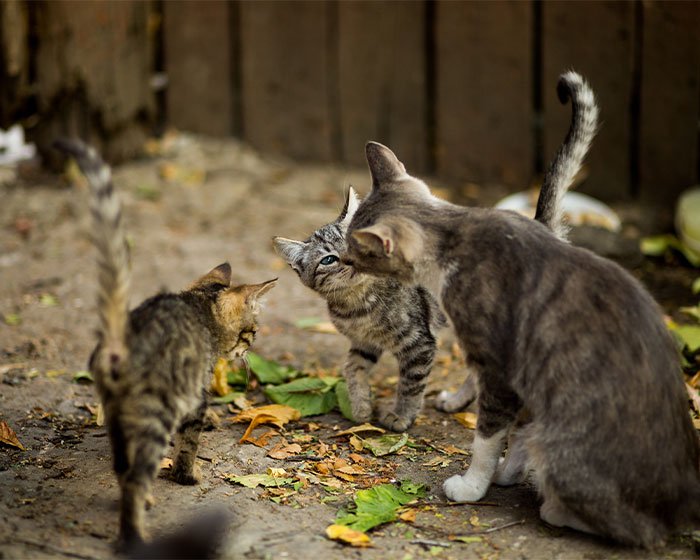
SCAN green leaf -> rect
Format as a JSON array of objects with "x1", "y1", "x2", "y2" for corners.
[
  {"x1": 336, "y1": 482, "x2": 426, "y2": 532},
  {"x1": 227, "y1": 368, "x2": 248, "y2": 387},
  {"x1": 211, "y1": 391, "x2": 246, "y2": 405},
  {"x1": 225, "y1": 473, "x2": 294, "y2": 489},
  {"x1": 640, "y1": 234, "x2": 676, "y2": 257},
  {"x1": 3, "y1": 313, "x2": 21, "y2": 326},
  {"x1": 335, "y1": 380, "x2": 354, "y2": 421},
  {"x1": 669, "y1": 324, "x2": 700, "y2": 354},
  {"x1": 692, "y1": 277, "x2": 700, "y2": 295},
  {"x1": 264, "y1": 377, "x2": 338, "y2": 416},
  {"x1": 362, "y1": 432, "x2": 409, "y2": 457},
  {"x1": 452, "y1": 536, "x2": 483, "y2": 544},
  {"x1": 294, "y1": 317, "x2": 324, "y2": 328},
  {"x1": 246, "y1": 352, "x2": 300, "y2": 385},
  {"x1": 399, "y1": 480, "x2": 426, "y2": 495},
  {"x1": 39, "y1": 293, "x2": 58, "y2": 307},
  {"x1": 73, "y1": 370, "x2": 94, "y2": 384}
]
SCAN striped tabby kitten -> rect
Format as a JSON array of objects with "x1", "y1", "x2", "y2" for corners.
[
  {"x1": 344, "y1": 80, "x2": 700, "y2": 546},
  {"x1": 55, "y1": 139, "x2": 276, "y2": 551},
  {"x1": 273, "y1": 71, "x2": 597, "y2": 431}
]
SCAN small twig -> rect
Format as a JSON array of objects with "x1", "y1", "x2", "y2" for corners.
[
  {"x1": 474, "y1": 519, "x2": 526, "y2": 534},
  {"x1": 410, "y1": 538, "x2": 451, "y2": 548}
]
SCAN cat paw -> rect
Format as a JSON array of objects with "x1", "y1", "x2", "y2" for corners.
[
  {"x1": 171, "y1": 462, "x2": 202, "y2": 486},
  {"x1": 443, "y1": 474, "x2": 488, "y2": 502},
  {"x1": 350, "y1": 400, "x2": 373, "y2": 424},
  {"x1": 493, "y1": 456, "x2": 525, "y2": 487},
  {"x1": 435, "y1": 388, "x2": 475, "y2": 413},
  {"x1": 377, "y1": 410, "x2": 413, "y2": 432}
]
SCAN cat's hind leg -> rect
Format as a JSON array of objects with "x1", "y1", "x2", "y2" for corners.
[
  {"x1": 493, "y1": 415, "x2": 531, "y2": 486},
  {"x1": 343, "y1": 346, "x2": 381, "y2": 424},
  {"x1": 539, "y1": 492, "x2": 596, "y2": 535},
  {"x1": 171, "y1": 399, "x2": 206, "y2": 485},
  {"x1": 435, "y1": 368, "x2": 478, "y2": 412}
]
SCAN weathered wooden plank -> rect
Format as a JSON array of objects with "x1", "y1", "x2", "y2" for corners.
[
  {"x1": 542, "y1": 1, "x2": 635, "y2": 201},
  {"x1": 163, "y1": 0, "x2": 234, "y2": 137},
  {"x1": 31, "y1": 0, "x2": 154, "y2": 164},
  {"x1": 638, "y1": 1, "x2": 700, "y2": 205},
  {"x1": 338, "y1": 1, "x2": 427, "y2": 173},
  {"x1": 240, "y1": 1, "x2": 334, "y2": 161},
  {"x1": 435, "y1": 0, "x2": 533, "y2": 188}
]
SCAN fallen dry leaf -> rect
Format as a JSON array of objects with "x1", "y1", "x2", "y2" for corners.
[
  {"x1": 453, "y1": 411, "x2": 478, "y2": 430},
  {"x1": 325, "y1": 524, "x2": 373, "y2": 547},
  {"x1": 399, "y1": 508, "x2": 417, "y2": 523},
  {"x1": 159, "y1": 457, "x2": 173, "y2": 470},
  {"x1": 267, "y1": 443, "x2": 302, "y2": 460},
  {"x1": 210, "y1": 357, "x2": 231, "y2": 397},
  {"x1": 245, "y1": 428, "x2": 279, "y2": 447},
  {"x1": 348, "y1": 435, "x2": 364, "y2": 452},
  {"x1": 439, "y1": 444, "x2": 470, "y2": 456},
  {"x1": 305, "y1": 321, "x2": 338, "y2": 334},
  {"x1": 335, "y1": 423, "x2": 385, "y2": 437},
  {"x1": 0, "y1": 420, "x2": 25, "y2": 450},
  {"x1": 231, "y1": 404, "x2": 300, "y2": 444}
]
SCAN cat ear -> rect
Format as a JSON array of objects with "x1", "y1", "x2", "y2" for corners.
[
  {"x1": 352, "y1": 223, "x2": 396, "y2": 256},
  {"x1": 365, "y1": 141, "x2": 406, "y2": 187},
  {"x1": 241, "y1": 278, "x2": 277, "y2": 301},
  {"x1": 190, "y1": 262, "x2": 232, "y2": 289},
  {"x1": 272, "y1": 237, "x2": 306, "y2": 265},
  {"x1": 337, "y1": 186, "x2": 360, "y2": 229}
]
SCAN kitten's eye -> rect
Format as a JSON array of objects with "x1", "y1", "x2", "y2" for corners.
[{"x1": 319, "y1": 255, "x2": 339, "y2": 266}]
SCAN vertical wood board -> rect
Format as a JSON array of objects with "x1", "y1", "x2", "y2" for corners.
[
  {"x1": 435, "y1": 0, "x2": 534, "y2": 188},
  {"x1": 542, "y1": 1, "x2": 635, "y2": 201},
  {"x1": 240, "y1": 1, "x2": 334, "y2": 161},
  {"x1": 638, "y1": 1, "x2": 700, "y2": 204},
  {"x1": 338, "y1": 1, "x2": 427, "y2": 173},
  {"x1": 163, "y1": 0, "x2": 234, "y2": 137}
]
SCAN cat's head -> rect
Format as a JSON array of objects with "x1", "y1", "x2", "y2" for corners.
[
  {"x1": 188, "y1": 263, "x2": 277, "y2": 358},
  {"x1": 273, "y1": 187, "x2": 367, "y2": 296},
  {"x1": 344, "y1": 142, "x2": 432, "y2": 282}
]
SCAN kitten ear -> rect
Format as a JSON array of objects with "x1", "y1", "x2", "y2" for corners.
[
  {"x1": 241, "y1": 278, "x2": 277, "y2": 301},
  {"x1": 190, "y1": 262, "x2": 232, "y2": 289},
  {"x1": 272, "y1": 237, "x2": 305, "y2": 264},
  {"x1": 365, "y1": 141, "x2": 407, "y2": 187},
  {"x1": 337, "y1": 186, "x2": 360, "y2": 230},
  {"x1": 352, "y1": 223, "x2": 396, "y2": 256}
]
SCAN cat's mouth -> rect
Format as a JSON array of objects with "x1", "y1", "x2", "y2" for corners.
[{"x1": 228, "y1": 329, "x2": 256, "y2": 358}]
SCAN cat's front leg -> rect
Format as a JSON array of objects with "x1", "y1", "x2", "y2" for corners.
[
  {"x1": 380, "y1": 339, "x2": 436, "y2": 432},
  {"x1": 342, "y1": 346, "x2": 381, "y2": 423},
  {"x1": 171, "y1": 399, "x2": 206, "y2": 485},
  {"x1": 443, "y1": 383, "x2": 519, "y2": 502}
]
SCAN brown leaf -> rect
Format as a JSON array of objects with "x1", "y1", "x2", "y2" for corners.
[
  {"x1": 399, "y1": 508, "x2": 417, "y2": 523},
  {"x1": 453, "y1": 411, "x2": 477, "y2": 430},
  {"x1": 335, "y1": 423, "x2": 385, "y2": 437},
  {"x1": 244, "y1": 428, "x2": 279, "y2": 448},
  {"x1": 231, "y1": 404, "x2": 300, "y2": 444},
  {"x1": 267, "y1": 443, "x2": 302, "y2": 459},
  {"x1": 159, "y1": 457, "x2": 173, "y2": 470},
  {"x1": 0, "y1": 420, "x2": 25, "y2": 450},
  {"x1": 439, "y1": 444, "x2": 470, "y2": 456}
]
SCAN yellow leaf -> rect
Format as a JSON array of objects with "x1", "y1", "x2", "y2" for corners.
[
  {"x1": 0, "y1": 420, "x2": 25, "y2": 450},
  {"x1": 325, "y1": 524, "x2": 373, "y2": 547},
  {"x1": 231, "y1": 404, "x2": 300, "y2": 444},
  {"x1": 210, "y1": 357, "x2": 231, "y2": 397},
  {"x1": 439, "y1": 443, "x2": 470, "y2": 456},
  {"x1": 159, "y1": 457, "x2": 173, "y2": 470},
  {"x1": 335, "y1": 423, "x2": 385, "y2": 437},
  {"x1": 453, "y1": 412, "x2": 477, "y2": 430},
  {"x1": 267, "y1": 443, "x2": 302, "y2": 460},
  {"x1": 399, "y1": 508, "x2": 417, "y2": 523}
]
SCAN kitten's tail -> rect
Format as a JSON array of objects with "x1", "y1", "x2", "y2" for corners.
[
  {"x1": 535, "y1": 71, "x2": 599, "y2": 240},
  {"x1": 54, "y1": 139, "x2": 130, "y2": 378}
]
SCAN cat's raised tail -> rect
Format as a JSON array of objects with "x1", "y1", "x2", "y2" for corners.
[
  {"x1": 54, "y1": 138, "x2": 130, "y2": 383},
  {"x1": 535, "y1": 71, "x2": 599, "y2": 239}
]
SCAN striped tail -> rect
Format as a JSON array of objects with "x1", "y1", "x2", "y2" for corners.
[
  {"x1": 54, "y1": 139, "x2": 130, "y2": 380},
  {"x1": 535, "y1": 71, "x2": 599, "y2": 240}
]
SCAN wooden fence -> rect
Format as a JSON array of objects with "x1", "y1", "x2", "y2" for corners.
[{"x1": 1, "y1": 1, "x2": 698, "y2": 205}]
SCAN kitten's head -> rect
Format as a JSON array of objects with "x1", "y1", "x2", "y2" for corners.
[
  {"x1": 188, "y1": 263, "x2": 277, "y2": 358},
  {"x1": 344, "y1": 142, "x2": 431, "y2": 282},
  {"x1": 273, "y1": 187, "x2": 367, "y2": 296}
]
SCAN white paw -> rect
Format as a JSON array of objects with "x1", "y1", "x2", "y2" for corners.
[
  {"x1": 442, "y1": 474, "x2": 488, "y2": 502},
  {"x1": 493, "y1": 456, "x2": 517, "y2": 486},
  {"x1": 435, "y1": 390, "x2": 461, "y2": 412}
]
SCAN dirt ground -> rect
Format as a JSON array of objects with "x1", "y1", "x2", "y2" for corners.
[{"x1": 0, "y1": 134, "x2": 698, "y2": 560}]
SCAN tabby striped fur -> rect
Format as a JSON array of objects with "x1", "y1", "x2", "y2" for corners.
[{"x1": 55, "y1": 139, "x2": 276, "y2": 552}]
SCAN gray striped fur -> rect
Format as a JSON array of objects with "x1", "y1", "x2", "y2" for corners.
[{"x1": 56, "y1": 139, "x2": 275, "y2": 552}]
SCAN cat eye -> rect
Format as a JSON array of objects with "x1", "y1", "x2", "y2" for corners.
[{"x1": 319, "y1": 255, "x2": 339, "y2": 266}]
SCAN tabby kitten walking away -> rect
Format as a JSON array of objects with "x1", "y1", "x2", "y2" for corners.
[
  {"x1": 272, "y1": 71, "x2": 597, "y2": 431},
  {"x1": 344, "y1": 76, "x2": 700, "y2": 547},
  {"x1": 54, "y1": 139, "x2": 276, "y2": 554}
]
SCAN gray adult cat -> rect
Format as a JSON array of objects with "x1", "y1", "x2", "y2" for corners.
[
  {"x1": 273, "y1": 71, "x2": 598, "y2": 431},
  {"x1": 343, "y1": 80, "x2": 700, "y2": 547}
]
